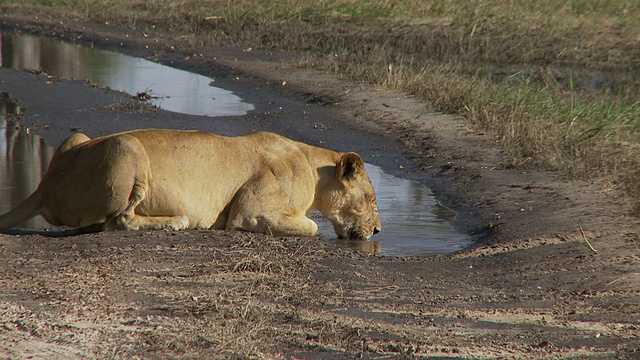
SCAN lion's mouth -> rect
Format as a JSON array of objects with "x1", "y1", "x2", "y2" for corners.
[{"x1": 338, "y1": 228, "x2": 370, "y2": 241}]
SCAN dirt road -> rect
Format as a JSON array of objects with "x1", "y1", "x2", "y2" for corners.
[{"x1": 0, "y1": 17, "x2": 638, "y2": 359}]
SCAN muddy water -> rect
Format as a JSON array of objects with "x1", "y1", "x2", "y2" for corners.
[
  {"x1": 0, "y1": 32, "x2": 472, "y2": 256},
  {"x1": 315, "y1": 163, "x2": 472, "y2": 256},
  {"x1": 0, "y1": 32, "x2": 254, "y2": 117},
  {"x1": 0, "y1": 94, "x2": 53, "y2": 230}
]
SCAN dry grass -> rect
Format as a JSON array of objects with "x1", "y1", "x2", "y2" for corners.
[
  {"x1": 127, "y1": 233, "x2": 377, "y2": 358},
  {"x1": 3, "y1": 0, "x2": 640, "y2": 208},
  {"x1": 0, "y1": 230, "x2": 384, "y2": 358},
  {"x1": 3, "y1": 229, "x2": 638, "y2": 358}
]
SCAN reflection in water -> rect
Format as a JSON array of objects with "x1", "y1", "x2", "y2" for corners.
[
  {"x1": 0, "y1": 32, "x2": 254, "y2": 117},
  {"x1": 336, "y1": 239, "x2": 381, "y2": 255},
  {"x1": 317, "y1": 164, "x2": 472, "y2": 257},
  {"x1": 0, "y1": 94, "x2": 53, "y2": 229}
]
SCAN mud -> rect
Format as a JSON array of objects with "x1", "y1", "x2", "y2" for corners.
[
  {"x1": 0, "y1": 32, "x2": 254, "y2": 117},
  {"x1": 0, "y1": 16, "x2": 638, "y2": 359}
]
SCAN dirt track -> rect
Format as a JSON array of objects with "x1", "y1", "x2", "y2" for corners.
[{"x1": 0, "y1": 17, "x2": 639, "y2": 359}]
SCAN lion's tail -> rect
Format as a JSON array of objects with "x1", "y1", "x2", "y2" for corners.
[{"x1": 0, "y1": 187, "x2": 43, "y2": 231}]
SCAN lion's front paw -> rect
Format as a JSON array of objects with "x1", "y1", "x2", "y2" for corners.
[
  {"x1": 179, "y1": 215, "x2": 191, "y2": 229},
  {"x1": 164, "y1": 215, "x2": 190, "y2": 230}
]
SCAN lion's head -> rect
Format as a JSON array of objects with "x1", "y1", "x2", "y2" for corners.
[{"x1": 319, "y1": 153, "x2": 382, "y2": 240}]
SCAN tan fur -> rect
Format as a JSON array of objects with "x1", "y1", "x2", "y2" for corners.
[{"x1": 0, "y1": 129, "x2": 381, "y2": 239}]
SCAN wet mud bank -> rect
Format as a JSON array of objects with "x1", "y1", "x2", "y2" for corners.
[{"x1": 0, "y1": 16, "x2": 638, "y2": 359}]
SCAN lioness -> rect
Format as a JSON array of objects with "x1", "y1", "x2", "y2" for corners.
[{"x1": 0, "y1": 129, "x2": 381, "y2": 239}]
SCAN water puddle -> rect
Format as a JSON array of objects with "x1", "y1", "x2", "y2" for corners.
[
  {"x1": 0, "y1": 32, "x2": 254, "y2": 117},
  {"x1": 0, "y1": 94, "x2": 53, "y2": 230},
  {"x1": 314, "y1": 164, "x2": 472, "y2": 256}
]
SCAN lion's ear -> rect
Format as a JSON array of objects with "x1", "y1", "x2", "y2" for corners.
[{"x1": 337, "y1": 153, "x2": 365, "y2": 183}]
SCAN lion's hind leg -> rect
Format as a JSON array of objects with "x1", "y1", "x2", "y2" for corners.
[
  {"x1": 92, "y1": 135, "x2": 189, "y2": 232},
  {"x1": 103, "y1": 176, "x2": 190, "y2": 231},
  {"x1": 105, "y1": 213, "x2": 190, "y2": 231}
]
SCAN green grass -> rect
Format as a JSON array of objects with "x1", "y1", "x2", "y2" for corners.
[{"x1": 3, "y1": 0, "x2": 640, "y2": 208}]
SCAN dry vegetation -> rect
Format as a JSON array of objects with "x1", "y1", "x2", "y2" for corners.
[
  {"x1": 3, "y1": 229, "x2": 638, "y2": 359},
  {"x1": 0, "y1": 231, "x2": 368, "y2": 358},
  {"x1": 3, "y1": 0, "x2": 640, "y2": 208},
  {"x1": 1, "y1": 230, "x2": 483, "y2": 358}
]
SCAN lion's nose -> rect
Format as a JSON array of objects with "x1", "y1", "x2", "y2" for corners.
[{"x1": 373, "y1": 227, "x2": 380, "y2": 235}]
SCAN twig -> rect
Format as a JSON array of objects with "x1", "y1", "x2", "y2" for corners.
[
  {"x1": 241, "y1": 279, "x2": 256, "y2": 319},
  {"x1": 606, "y1": 275, "x2": 635, "y2": 286},
  {"x1": 578, "y1": 222, "x2": 597, "y2": 252}
]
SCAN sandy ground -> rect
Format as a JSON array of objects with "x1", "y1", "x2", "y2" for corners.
[{"x1": 0, "y1": 17, "x2": 639, "y2": 359}]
